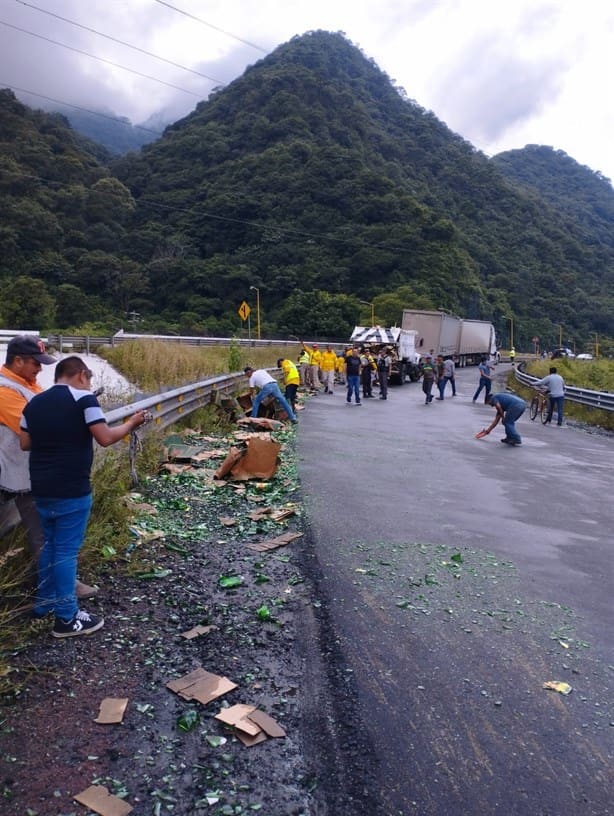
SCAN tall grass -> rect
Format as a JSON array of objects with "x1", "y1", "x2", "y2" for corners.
[{"x1": 99, "y1": 339, "x2": 297, "y2": 391}]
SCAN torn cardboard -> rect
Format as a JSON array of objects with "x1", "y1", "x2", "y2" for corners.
[
  {"x1": 229, "y1": 437, "x2": 281, "y2": 480},
  {"x1": 215, "y1": 704, "x2": 260, "y2": 736},
  {"x1": 166, "y1": 667, "x2": 237, "y2": 705},
  {"x1": 236, "y1": 417, "x2": 283, "y2": 431},
  {"x1": 94, "y1": 697, "x2": 129, "y2": 724},
  {"x1": 214, "y1": 438, "x2": 281, "y2": 481},
  {"x1": 181, "y1": 624, "x2": 217, "y2": 640},
  {"x1": 247, "y1": 709, "x2": 287, "y2": 738},
  {"x1": 246, "y1": 531, "x2": 303, "y2": 552},
  {"x1": 73, "y1": 785, "x2": 133, "y2": 816}
]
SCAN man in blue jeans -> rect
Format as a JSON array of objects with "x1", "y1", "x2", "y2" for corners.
[
  {"x1": 20, "y1": 356, "x2": 150, "y2": 637},
  {"x1": 244, "y1": 367, "x2": 298, "y2": 423},
  {"x1": 534, "y1": 366, "x2": 566, "y2": 426},
  {"x1": 481, "y1": 392, "x2": 527, "y2": 445}
]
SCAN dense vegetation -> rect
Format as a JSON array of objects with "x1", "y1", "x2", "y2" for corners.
[{"x1": 1, "y1": 31, "x2": 613, "y2": 353}]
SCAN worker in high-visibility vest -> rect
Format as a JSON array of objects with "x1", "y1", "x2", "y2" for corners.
[
  {"x1": 298, "y1": 348, "x2": 310, "y2": 387},
  {"x1": 277, "y1": 358, "x2": 300, "y2": 410},
  {"x1": 509, "y1": 347, "x2": 516, "y2": 366}
]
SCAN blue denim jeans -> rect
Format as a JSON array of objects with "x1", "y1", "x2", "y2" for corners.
[
  {"x1": 503, "y1": 404, "x2": 526, "y2": 443},
  {"x1": 34, "y1": 493, "x2": 92, "y2": 619},
  {"x1": 473, "y1": 377, "x2": 491, "y2": 401},
  {"x1": 251, "y1": 382, "x2": 297, "y2": 421},
  {"x1": 346, "y1": 375, "x2": 360, "y2": 403},
  {"x1": 548, "y1": 395, "x2": 564, "y2": 425}
]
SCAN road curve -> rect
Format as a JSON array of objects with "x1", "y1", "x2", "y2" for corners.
[{"x1": 297, "y1": 365, "x2": 613, "y2": 816}]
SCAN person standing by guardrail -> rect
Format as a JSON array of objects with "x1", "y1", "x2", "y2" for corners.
[
  {"x1": 533, "y1": 366, "x2": 566, "y2": 426},
  {"x1": 19, "y1": 356, "x2": 151, "y2": 638},
  {"x1": 0, "y1": 336, "x2": 99, "y2": 601}
]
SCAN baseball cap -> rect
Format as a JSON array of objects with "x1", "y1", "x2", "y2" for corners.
[{"x1": 7, "y1": 335, "x2": 55, "y2": 364}]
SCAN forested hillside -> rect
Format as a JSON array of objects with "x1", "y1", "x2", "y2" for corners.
[{"x1": 1, "y1": 31, "x2": 613, "y2": 351}]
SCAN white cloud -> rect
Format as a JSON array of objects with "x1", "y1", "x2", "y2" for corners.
[{"x1": 0, "y1": 0, "x2": 613, "y2": 180}]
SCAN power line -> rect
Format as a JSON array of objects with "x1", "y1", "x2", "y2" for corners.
[
  {"x1": 13, "y1": 0, "x2": 226, "y2": 85},
  {"x1": 0, "y1": 19, "x2": 204, "y2": 97},
  {"x1": 153, "y1": 0, "x2": 268, "y2": 53},
  {"x1": 0, "y1": 83, "x2": 164, "y2": 136}
]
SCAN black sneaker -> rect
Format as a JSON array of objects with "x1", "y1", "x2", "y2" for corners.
[{"x1": 53, "y1": 609, "x2": 104, "y2": 638}]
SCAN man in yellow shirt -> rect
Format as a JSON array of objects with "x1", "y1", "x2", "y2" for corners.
[
  {"x1": 277, "y1": 358, "x2": 300, "y2": 410},
  {"x1": 302, "y1": 341, "x2": 322, "y2": 392},
  {"x1": 320, "y1": 345, "x2": 338, "y2": 394},
  {"x1": 0, "y1": 335, "x2": 97, "y2": 600}
]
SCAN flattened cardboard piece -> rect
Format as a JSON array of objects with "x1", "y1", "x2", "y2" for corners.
[
  {"x1": 215, "y1": 704, "x2": 260, "y2": 736},
  {"x1": 129, "y1": 502, "x2": 158, "y2": 515},
  {"x1": 270, "y1": 507, "x2": 296, "y2": 522},
  {"x1": 247, "y1": 709, "x2": 286, "y2": 738},
  {"x1": 219, "y1": 516, "x2": 237, "y2": 527},
  {"x1": 159, "y1": 462, "x2": 192, "y2": 475},
  {"x1": 73, "y1": 784, "x2": 133, "y2": 816},
  {"x1": 248, "y1": 508, "x2": 272, "y2": 521},
  {"x1": 214, "y1": 446, "x2": 244, "y2": 480},
  {"x1": 246, "y1": 531, "x2": 303, "y2": 552},
  {"x1": 181, "y1": 624, "x2": 217, "y2": 640},
  {"x1": 235, "y1": 729, "x2": 269, "y2": 748},
  {"x1": 191, "y1": 450, "x2": 226, "y2": 463},
  {"x1": 236, "y1": 417, "x2": 283, "y2": 431},
  {"x1": 167, "y1": 667, "x2": 237, "y2": 704},
  {"x1": 230, "y1": 437, "x2": 281, "y2": 481},
  {"x1": 167, "y1": 443, "x2": 207, "y2": 462},
  {"x1": 94, "y1": 697, "x2": 129, "y2": 724}
]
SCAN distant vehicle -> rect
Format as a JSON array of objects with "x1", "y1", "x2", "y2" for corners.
[
  {"x1": 575, "y1": 353, "x2": 594, "y2": 360},
  {"x1": 552, "y1": 347, "x2": 576, "y2": 358},
  {"x1": 349, "y1": 326, "x2": 421, "y2": 384},
  {"x1": 400, "y1": 310, "x2": 498, "y2": 366}
]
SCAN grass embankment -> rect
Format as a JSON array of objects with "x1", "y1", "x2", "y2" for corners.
[
  {"x1": 99, "y1": 339, "x2": 296, "y2": 392},
  {"x1": 514, "y1": 358, "x2": 614, "y2": 431},
  {"x1": 0, "y1": 340, "x2": 297, "y2": 691}
]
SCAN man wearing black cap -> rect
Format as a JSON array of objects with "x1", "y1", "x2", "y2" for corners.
[{"x1": 0, "y1": 336, "x2": 97, "y2": 599}]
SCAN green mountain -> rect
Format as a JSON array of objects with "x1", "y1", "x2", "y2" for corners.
[{"x1": 1, "y1": 31, "x2": 613, "y2": 351}]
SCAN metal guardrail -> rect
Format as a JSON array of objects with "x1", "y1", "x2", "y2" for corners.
[
  {"x1": 514, "y1": 366, "x2": 614, "y2": 412},
  {"x1": 46, "y1": 334, "x2": 304, "y2": 353},
  {"x1": 105, "y1": 372, "x2": 247, "y2": 430}
]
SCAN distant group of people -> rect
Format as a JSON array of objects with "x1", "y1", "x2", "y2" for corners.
[
  {"x1": 421, "y1": 353, "x2": 457, "y2": 405},
  {"x1": 252, "y1": 345, "x2": 567, "y2": 449}
]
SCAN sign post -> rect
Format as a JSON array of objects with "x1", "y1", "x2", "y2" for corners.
[{"x1": 238, "y1": 301, "x2": 251, "y2": 342}]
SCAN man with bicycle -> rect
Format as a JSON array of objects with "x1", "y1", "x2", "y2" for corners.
[{"x1": 534, "y1": 367, "x2": 566, "y2": 426}]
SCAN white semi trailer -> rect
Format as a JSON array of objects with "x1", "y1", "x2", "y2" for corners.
[{"x1": 401, "y1": 310, "x2": 498, "y2": 365}]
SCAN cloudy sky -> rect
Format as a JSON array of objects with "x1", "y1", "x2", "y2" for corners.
[{"x1": 1, "y1": 0, "x2": 613, "y2": 182}]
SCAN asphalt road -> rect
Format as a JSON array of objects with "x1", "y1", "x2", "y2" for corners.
[{"x1": 297, "y1": 365, "x2": 613, "y2": 816}]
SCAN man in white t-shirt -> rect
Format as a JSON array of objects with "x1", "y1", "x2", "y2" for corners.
[{"x1": 243, "y1": 367, "x2": 298, "y2": 423}]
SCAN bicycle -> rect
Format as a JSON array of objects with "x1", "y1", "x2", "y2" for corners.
[{"x1": 529, "y1": 388, "x2": 550, "y2": 424}]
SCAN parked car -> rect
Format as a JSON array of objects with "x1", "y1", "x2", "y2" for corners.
[{"x1": 576, "y1": 353, "x2": 594, "y2": 360}]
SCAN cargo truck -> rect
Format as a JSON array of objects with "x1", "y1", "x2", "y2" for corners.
[
  {"x1": 401, "y1": 310, "x2": 498, "y2": 366},
  {"x1": 349, "y1": 326, "x2": 421, "y2": 383}
]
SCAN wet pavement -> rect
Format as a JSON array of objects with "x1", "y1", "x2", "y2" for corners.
[{"x1": 298, "y1": 366, "x2": 613, "y2": 815}]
